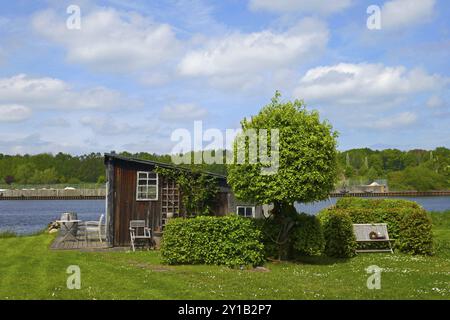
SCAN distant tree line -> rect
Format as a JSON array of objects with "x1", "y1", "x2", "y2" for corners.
[
  {"x1": 337, "y1": 147, "x2": 450, "y2": 191},
  {"x1": 0, "y1": 148, "x2": 449, "y2": 191}
]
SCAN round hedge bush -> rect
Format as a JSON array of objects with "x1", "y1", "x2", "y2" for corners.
[
  {"x1": 398, "y1": 209, "x2": 434, "y2": 255},
  {"x1": 292, "y1": 213, "x2": 324, "y2": 257},
  {"x1": 322, "y1": 210, "x2": 356, "y2": 258}
]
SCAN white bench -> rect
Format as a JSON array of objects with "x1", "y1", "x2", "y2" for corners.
[{"x1": 352, "y1": 223, "x2": 394, "y2": 253}]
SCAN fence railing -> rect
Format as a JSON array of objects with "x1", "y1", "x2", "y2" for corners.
[
  {"x1": 0, "y1": 183, "x2": 104, "y2": 190},
  {"x1": 0, "y1": 188, "x2": 106, "y2": 199}
]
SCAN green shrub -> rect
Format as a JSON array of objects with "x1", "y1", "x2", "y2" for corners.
[
  {"x1": 254, "y1": 213, "x2": 325, "y2": 259},
  {"x1": 398, "y1": 210, "x2": 434, "y2": 255},
  {"x1": 253, "y1": 218, "x2": 281, "y2": 259},
  {"x1": 336, "y1": 197, "x2": 421, "y2": 210},
  {"x1": 322, "y1": 210, "x2": 356, "y2": 258},
  {"x1": 292, "y1": 213, "x2": 324, "y2": 257},
  {"x1": 160, "y1": 215, "x2": 265, "y2": 267},
  {"x1": 324, "y1": 197, "x2": 434, "y2": 255}
]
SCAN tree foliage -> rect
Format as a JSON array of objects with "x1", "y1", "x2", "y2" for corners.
[
  {"x1": 227, "y1": 92, "x2": 339, "y2": 205},
  {"x1": 226, "y1": 92, "x2": 338, "y2": 260}
]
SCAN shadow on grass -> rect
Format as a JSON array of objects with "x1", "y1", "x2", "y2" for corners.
[
  {"x1": 267, "y1": 255, "x2": 352, "y2": 265},
  {"x1": 294, "y1": 255, "x2": 352, "y2": 265}
]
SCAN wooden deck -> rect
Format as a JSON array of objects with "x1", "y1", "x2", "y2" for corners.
[{"x1": 50, "y1": 229, "x2": 111, "y2": 251}]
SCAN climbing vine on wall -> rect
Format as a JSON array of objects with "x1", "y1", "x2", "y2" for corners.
[{"x1": 155, "y1": 166, "x2": 219, "y2": 216}]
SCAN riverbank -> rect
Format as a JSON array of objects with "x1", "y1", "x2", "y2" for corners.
[{"x1": 1, "y1": 188, "x2": 450, "y2": 200}]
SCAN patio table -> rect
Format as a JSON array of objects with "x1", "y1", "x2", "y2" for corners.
[{"x1": 56, "y1": 219, "x2": 82, "y2": 242}]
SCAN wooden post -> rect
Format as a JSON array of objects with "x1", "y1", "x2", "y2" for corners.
[{"x1": 106, "y1": 158, "x2": 115, "y2": 247}]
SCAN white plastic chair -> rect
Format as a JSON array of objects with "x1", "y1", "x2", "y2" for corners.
[{"x1": 84, "y1": 214, "x2": 104, "y2": 243}]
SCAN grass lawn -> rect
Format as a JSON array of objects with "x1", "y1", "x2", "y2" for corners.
[{"x1": 1, "y1": 212, "x2": 449, "y2": 300}]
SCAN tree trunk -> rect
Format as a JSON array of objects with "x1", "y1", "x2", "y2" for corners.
[{"x1": 272, "y1": 202, "x2": 296, "y2": 261}]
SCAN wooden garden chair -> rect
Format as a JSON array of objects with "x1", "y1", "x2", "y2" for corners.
[{"x1": 129, "y1": 220, "x2": 153, "y2": 252}]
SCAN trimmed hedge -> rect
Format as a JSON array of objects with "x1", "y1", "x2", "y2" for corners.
[
  {"x1": 255, "y1": 213, "x2": 325, "y2": 259},
  {"x1": 336, "y1": 197, "x2": 421, "y2": 210},
  {"x1": 160, "y1": 216, "x2": 265, "y2": 267},
  {"x1": 292, "y1": 213, "x2": 325, "y2": 257},
  {"x1": 398, "y1": 209, "x2": 434, "y2": 255},
  {"x1": 253, "y1": 218, "x2": 281, "y2": 259},
  {"x1": 321, "y1": 210, "x2": 356, "y2": 258},
  {"x1": 320, "y1": 197, "x2": 434, "y2": 255}
]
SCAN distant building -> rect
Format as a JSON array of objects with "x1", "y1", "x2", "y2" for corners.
[{"x1": 355, "y1": 181, "x2": 388, "y2": 193}]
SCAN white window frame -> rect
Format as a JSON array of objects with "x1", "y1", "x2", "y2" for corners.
[
  {"x1": 236, "y1": 206, "x2": 255, "y2": 218},
  {"x1": 136, "y1": 171, "x2": 158, "y2": 201}
]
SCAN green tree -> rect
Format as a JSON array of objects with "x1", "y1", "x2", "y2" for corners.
[
  {"x1": 97, "y1": 175, "x2": 106, "y2": 184},
  {"x1": 4, "y1": 175, "x2": 14, "y2": 185},
  {"x1": 227, "y1": 92, "x2": 338, "y2": 259},
  {"x1": 388, "y1": 166, "x2": 448, "y2": 191},
  {"x1": 30, "y1": 168, "x2": 59, "y2": 184},
  {"x1": 15, "y1": 163, "x2": 37, "y2": 184},
  {"x1": 366, "y1": 167, "x2": 378, "y2": 182}
]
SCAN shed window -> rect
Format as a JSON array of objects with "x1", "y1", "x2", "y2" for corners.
[
  {"x1": 236, "y1": 206, "x2": 255, "y2": 218},
  {"x1": 136, "y1": 171, "x2": 158, "y2": 201}
]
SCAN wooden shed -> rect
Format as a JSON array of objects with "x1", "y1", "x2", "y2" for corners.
[{"x1": 104, "y1": 153, "x2": 263, "y2": 247}]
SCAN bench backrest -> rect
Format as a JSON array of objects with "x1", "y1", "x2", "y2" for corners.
[
  {"x1": 130, "y1": 220, "x2": 146, "y2": 229},
  {"x1": 353, "y1": 223, "x2": 390, "y2": 241}
]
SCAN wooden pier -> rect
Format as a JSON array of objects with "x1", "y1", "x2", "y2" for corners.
[
  {"x1": 0, "y1": 195, "x2": 104, "y2": 200},
  {"x1": 0, "y1": 188, "x2": 106, "y2": 200}
]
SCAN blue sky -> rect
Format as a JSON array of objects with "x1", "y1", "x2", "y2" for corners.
[{"x1": 0, "y1": 0, "x2": 449, "y2": 155}]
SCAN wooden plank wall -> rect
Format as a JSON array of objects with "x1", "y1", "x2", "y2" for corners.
[{"x1": 112, "y1": 160, "x2": 162, "y2": 246}]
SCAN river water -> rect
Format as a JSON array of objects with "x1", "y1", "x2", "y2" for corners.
[
  {"x1": 1, "y1": 197, "x2": 450, "y2": 235},
  {"x1": 295, "y1": 196, "x2": 450, "y2": 215}
]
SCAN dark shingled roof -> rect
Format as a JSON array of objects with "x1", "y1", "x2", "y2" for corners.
[{"x1": 104, "y1": 152, "x2": 227, "y2": 180}]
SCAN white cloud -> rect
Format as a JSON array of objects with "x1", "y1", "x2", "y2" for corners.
[
  {"x1": 0, "y1": 74, "x2": 134, "y2": 110},
  {"x1": 160, "y1": 103, "x2": 208, "y2": 121},
  {"x1": 178, "y1": 18, "x2": 328, "y2": 88},
  {"x1": 294, "y1": 63, "x2": 445, "y2": 107},
  {"x1": 0, "y1": 133, "x2": 87, "y2": 155},
  {"x1": 381, "y1": 0, "x2": 435, "y2": 30},
  {"x1": 249, "y1": 0, "x2": 352, "y2": 15},
  {"x1": 365, "y1": 112, "x2": 418, "y2": 129},
  {"x1": 0, "y1": 104, "x2": 32, "y2": 122},
  {"x1": 42, "y1": 117, "x2": 71, "y2": 128},
  {"x1": 80, "y1": 115, "x2": 134, "y2": 135},
  {"x1": 32, "y1": 8, "x2": 181, "y2": 73},
  {"x1": 426, "y1": 95, "x2": 444, "y2": 108}
]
